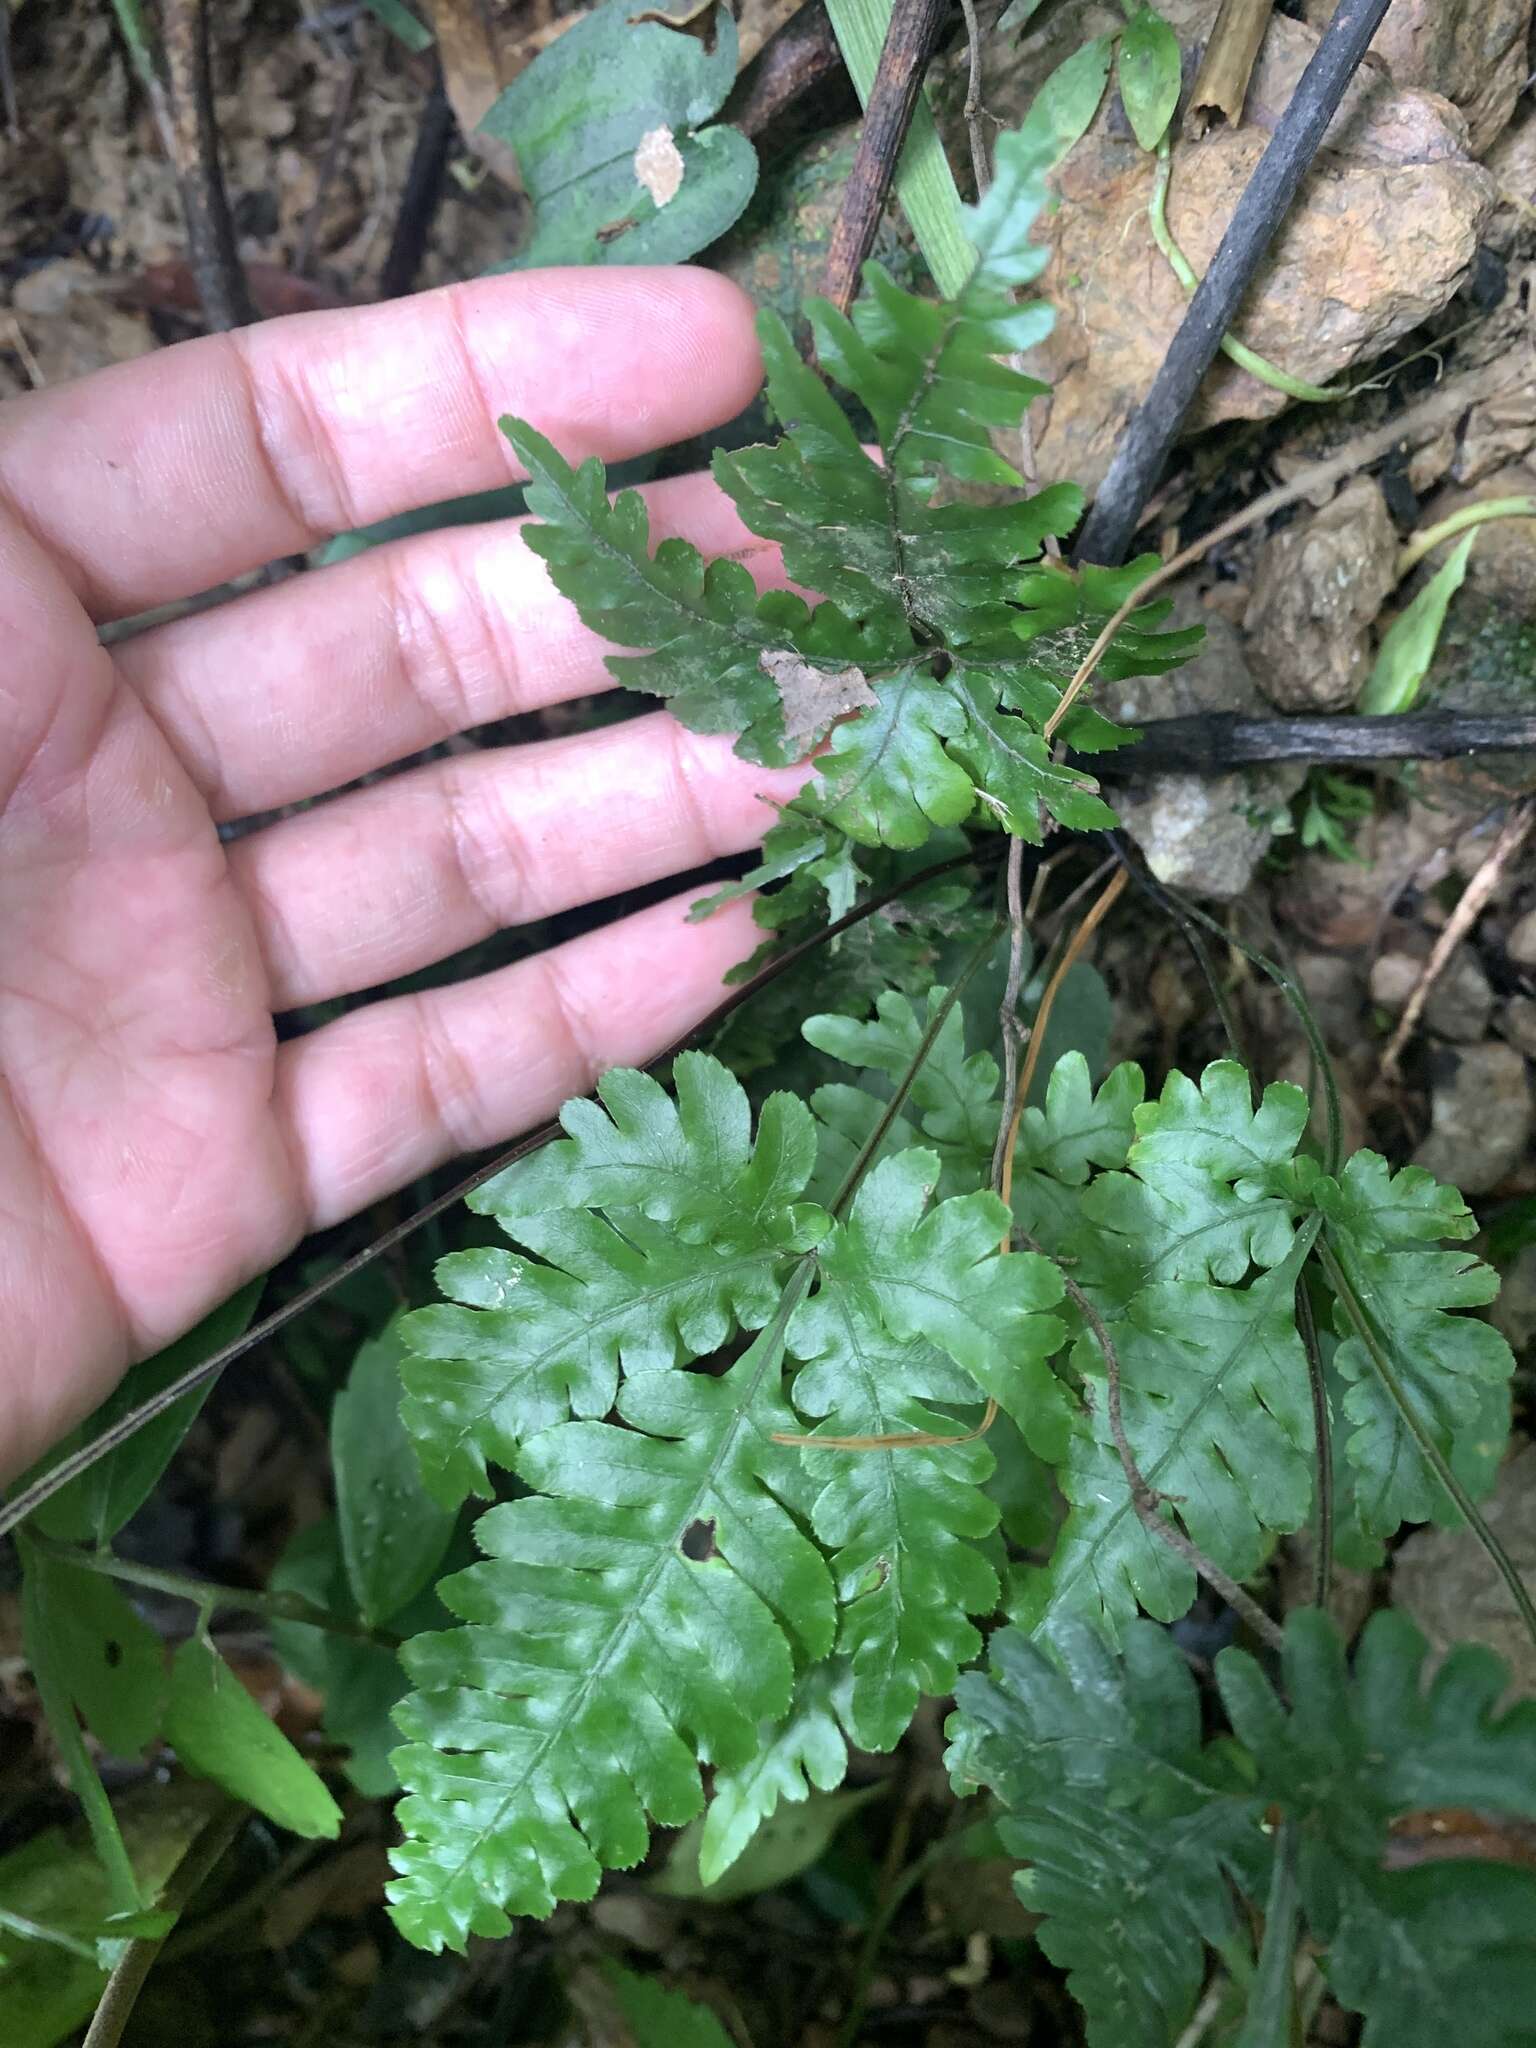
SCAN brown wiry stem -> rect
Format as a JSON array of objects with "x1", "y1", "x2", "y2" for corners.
[
  {"x1": 162, "y1": 0, "x2": 256, "y2": 330},
  {"x1": 822, "y1": 0, "x2": 948, "y2": 316},
  {"x1": 1381, "y1": 798, "x2": 1534, "y2": 1081}
]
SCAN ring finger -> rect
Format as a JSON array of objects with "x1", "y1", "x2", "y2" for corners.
[{"x1": 229, "y1": 710, "x2": 808, "y2": 1011}]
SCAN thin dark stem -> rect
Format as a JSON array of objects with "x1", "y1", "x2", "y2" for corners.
[
  {"x1": 83, "y1": 1804, "x2": 246, "y2": 2048},
  {"x1": 726, "y1": 0, "x2": 846, "y2": 142},
  {"x1": 957, "y1": 0, "x2": 990, "y2": 195},
  {"x1": 1294, "y1": 1276, "x2": 1333, "y2": 1613},
  {"x1": 1076, "y1": 0, "x2": 1395, "y2": 567},
  {"x1": 28, "y1": 1534, "x2": 402, "y2": 1651},
  {"x1": 990, "y1": 838, "x2": 1030, "y2": 1190},
  {"x1": 0, "y1": 842, "x2": 994, "y2": 1540},
  {"x1": 1318, "y1": 1235, "x2": 1536, "y2": 1656},
  {"x1": 1083, "y1": 710, "x2": 1536, "y2": 774},
  {"x1": 1018, "y1": 1231, "x2": 1287, "y2": 1655},
  {"x1": 822, "y1": 0, "x2": 949, "y2": 316},
  {"x1": 378, "y1": 59, "x2": 453, "y2": 300},
  {"x1": 0, "y1": 2, "x2": 19, "y2": 143},
  {"x1": 162, "y1": 0, "x2": 257, "y2": 331}
]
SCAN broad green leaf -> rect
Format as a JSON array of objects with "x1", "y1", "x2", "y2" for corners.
[
  {"x1": 27, "y1": 1283, "x2": 261, "y2": 1545},
  {"x1": 602, "y1": 1962, "x2": 735, "y2": 2048},
  {"x1": 1318, "y1": 1152, "x2": 1514, "y2": 1535},
  {"x1": 25, "y1": 1553, "x2": 164, "y2": 1759},
  {"x1": 1117, "y1": 6, "x2": 1182, "y2": 153},
  {"x1": 0, "y1": 1781, "x2": 225, "y2": 2048},
  {"x1": 695, "y1": 1663, "x2": 850, "y2": 1887},
  {"x1": 657, "y1": 1782, "x2": 878, "y2": 1905},
  {"x1": 165, "y1": 1637, "x2": 342, "y2": 1840},
  {"x1": 1017, "y1": 36, "x2": 1113, "y2": 169},
  {"x1": 333, "y1": 1317, "x2": 456, "y2": 1627},
  {"x1": 1358, "y1": 533, "x2": 1475, "y2": 716},
  {"x1": 481, "y1": 0, "x2": 756, "y2": 270}
]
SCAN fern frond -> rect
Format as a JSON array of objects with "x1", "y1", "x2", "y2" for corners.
[
  {"x1": 952, "y1": 1609, "x2": 1536, "y2": 2048},
  {"x1": 949, "y1": 1620, "x2": 1252, "y2": 2048},
  {"x1": 399, "y1": 1055, "x2": 826, "y2": 1503},
  {"x1": 1316, "y1": 1152, "x2": 1515, "y2": 1535},
  {"x1": 388, "y1": 1333, "x2": 829, "y2": 1948},
  {"x1": 1014, "y1": 1234, "x2": 1318, "y2": 1646},
  {"x1": 698, "y1": 1660, "x2": 851, "y2": 1887}
]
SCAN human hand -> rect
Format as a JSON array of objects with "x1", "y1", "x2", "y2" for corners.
[{"x1": 0, "y1": 267, "x2": 802, "y2": 1480}]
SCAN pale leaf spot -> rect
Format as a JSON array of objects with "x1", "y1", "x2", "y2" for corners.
[
  {"x1": 634, "y1": 126, "x2": 685, "y2": 208},
  {"x1": 760, "y1": 649, "x2": 876, "y2": 747}
]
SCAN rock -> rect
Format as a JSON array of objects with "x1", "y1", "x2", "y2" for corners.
[
  {"x1": 1106, "y1": 589, "x2": 1303, "y2": 898},
  {"x1": 1422, "y1": 944, "x2": 1495, "y2": 1041},
  {"x1": 1414, "y1": 464, "x2": 1536, "y2": 615},
  {"x1": 942, "y1": 2, "x2": 1495, "y2": 493},
  {"x1": 1508, "y1": 907, "x2": 1536, "y2": 969},
  {"x1": 1492, "y1": 1245, "x2": 1536, "y2": 1352},
  {"x1": 1413, "y1": 1038, "x2": 1533, "y2": 1192},
  {"x1": 1499, "y1": 996, "x2": 1536, "y2": 1058},
  {"x1": 1117, "y1": 774, "x2": 1280, "y2": 899},
  {"x1": 1304, "y1": 0, "x2": 1534, "y2": 157},
  {"x1": 1243, "y1": 480, "x2": 1400, "y2": 709},
  {"x1": 1274, "y1": 795, "x2": 1472, "y2": 949},
  {"x1": 1394, "y1": 1443, "x2": 1536, "y2": 1702},
  {"x1": 1370, "y1": 950, "x2": 1425, "y2": 1011}
]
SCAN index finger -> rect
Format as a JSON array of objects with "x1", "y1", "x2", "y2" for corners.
[{"x1": 0, "y1": 267, "x2": 762, "y2": 620}]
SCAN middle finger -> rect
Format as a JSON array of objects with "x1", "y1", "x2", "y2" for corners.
[
  {"x1": 114, "y1": 469, "x2": 782, "y2": 822},
  {"x1": 230, "y1": 710, "x2": 807, "y2": 1011}
]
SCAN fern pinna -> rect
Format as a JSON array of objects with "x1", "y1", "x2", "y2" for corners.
[{"x1": 383, "y1": 126, "x2": 1528, "y2": 2039}]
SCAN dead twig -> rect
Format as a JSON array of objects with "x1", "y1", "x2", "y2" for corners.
[
  {"x1": 1082, "y1": 709, "x2": 1536, "y2": 775},
  {"x1": 1019, "y1": 1230, "x2": 1287, "y2": 1655},
  {"x1": 1044, "y1": 353, "x2": 1531, "y2": 742},
  {"x1": 822, "y1": 0, "x2": 948, "y2": 316},
  {"x1": 162, "y1": 0, "x2": 256, "y2": 330},
  {"x1": 1186, "y1": 0, "x2": 1276, "y2": 136},
  {"x1": 1380, "y1": 798, "x2": 1535, "y2": 1082},
  {"x1": 727, "y1": 0, "x2": 846, "y2": 142},
  {"x1": 1075, "y1": 0, "x2": 1394, "y2": 569},
  {"x1": 378, "y1": 59, "x2": 454, "y2": 299}
]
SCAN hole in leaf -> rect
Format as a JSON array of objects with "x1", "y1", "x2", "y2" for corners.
[
  {"x1": 679, "y1": 1517, "x2": 718, "y2": 1562},
  {"x1": 104, "y1": 1640, "x2": 123, "y2": 1669}
]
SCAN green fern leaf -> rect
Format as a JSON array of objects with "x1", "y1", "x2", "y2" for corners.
[
  {"x1": 803, "y1": 986, "x2": 999, "y2": 1162},
  {"x1": 953, "y1": 1609, "x2": 1536, "y2": 2048},
  {"x1": 388, "y1": 1337, "x2": 831, "y2": 1949},
  {"x1": 949, "y1": 1620, "x2": 1252, "y2": 2048},
  {"x1": 400, "y1": 1055, "x2": 827, "y2": 1504},
  {"x1": 1013, "y1": 1231, "x2": 1318, "y2": 1645},
  {"x1": 813, "y1": 669, "x2": 976, "y2": 849},
  {"x1": 1317, "y1": 1153, "x2": 1515, "y2": 1534},
  {"x1": 1013, "y1": 1050, "x2": 1143, "y2": 1185},
  {"x1": 1083, "y1": 1061, "x2": 1307, "y2": 1285},
  {"x1": 1216, "y1": 1609, "x2": 1536, "y2": 2047},
  {"x1": 698, "y1": 1660, "x2": 851, "y2": 1886}
]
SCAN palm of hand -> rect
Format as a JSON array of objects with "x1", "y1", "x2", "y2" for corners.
[{"x1": 0, "y1": 268, "x2": 794, "y2": 1477}]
